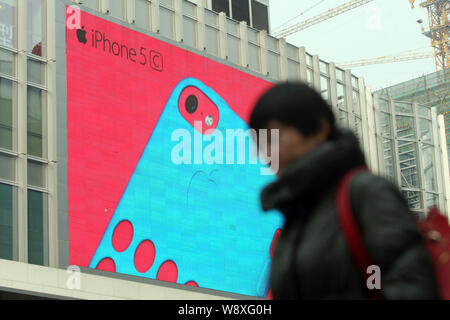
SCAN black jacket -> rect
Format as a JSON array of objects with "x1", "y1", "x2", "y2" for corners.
[{"x1": 261, "y1": 129, "x2": 439, "y2": 299}]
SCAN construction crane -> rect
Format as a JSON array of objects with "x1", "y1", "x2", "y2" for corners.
[
  {"x1": 412, "y1": 0, "x2": 449, "y2": 70},
  {"x1": 336, "y1": 51, "x2": 435, "y2": 68},
  {"x1": 273, "y1": 0, "x2": 374, "y2": 39}
]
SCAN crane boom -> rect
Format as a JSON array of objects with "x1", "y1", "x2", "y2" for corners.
[
  {"x1": 273, "y1": 0, "x2": 375, "y2": 38},
  {"x1": 336, "y1": 51, "x2": 435, "y2": 68}
]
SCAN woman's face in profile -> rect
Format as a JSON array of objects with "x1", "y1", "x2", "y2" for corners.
[{"x1": 262, "y1": 120, "x2": 330, "y2": 176}]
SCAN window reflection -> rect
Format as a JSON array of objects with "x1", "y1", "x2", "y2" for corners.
[
  {"x1": 160, "y1": 6, "x2": 175, "y2": 39},
  {"x1": 0, "y1": 77, "x2": 14, "y2": 151},
  {"x1": 0, "y1": 0, "x2": 17, "y2": 48},
  {"x1": 0, "y1": 183, "x2": 15, "y2": 261},
  {"x1": 27, "y1": 86, "x2": 46, "y2": 158},
  {"x1": 27, "y1": 189, "x2": 48, "y2": 266},
  {"x1": 27, "y1": 0, "x2": 44, "y2": 56},
  {"x1": 109, "y1": 0, "x2": 124, "y2": 19},
  {"x1": 135, "y1": 0, "x2": 150, "y2": 29}
]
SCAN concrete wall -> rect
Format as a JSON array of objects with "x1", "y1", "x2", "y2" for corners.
[{"x1": 0, "y1": 259, "x2": 242, "y2": 299}]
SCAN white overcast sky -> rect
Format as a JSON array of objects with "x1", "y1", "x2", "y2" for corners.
[{"x1": 268, "y1": 0, "x2": 436, "y2": 91}]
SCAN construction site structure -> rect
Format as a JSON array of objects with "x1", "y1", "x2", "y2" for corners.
[
  {"x1": 417, "y1": 0, "x2": 450, "y2": 71},
  {"x1": 375, "y1": 68, "x2": 450, "y2": 167}
]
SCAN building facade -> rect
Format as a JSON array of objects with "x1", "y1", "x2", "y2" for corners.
[
  {"x1": 0, "y1": 0, "x2": 448, "y2": 299},
  {"x1": 211, "y1": 0, "x2": 269, "y2": 32},
  {"x1": 372, "y1": 95, "x2": 450, "y2": 218},
  {"x1": 374, "y1": 69, "x2": 450, "y2": 167}
]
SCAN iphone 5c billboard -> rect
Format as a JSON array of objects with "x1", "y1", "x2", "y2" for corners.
[{"x1": 66, "y1": 7, "x2": 283, "y2": 297}]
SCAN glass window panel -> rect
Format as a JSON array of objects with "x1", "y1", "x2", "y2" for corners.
[
  {"x1": 352, "y1": 90, "x2": 361, "y2": 116},
  {"x1": 160, "y1": 7, "x2": 175, "y2": 39},
  {"x1": 352, "y1": 76, "x2": 358, "y2": 89},
  {"x1": 81, "y1": 0, "x2": 98, "y2": 9},
  {"x1": 398, "y1": 141, "x2": 419, "y2": 188},
  {"x1": 383, "y1": 138, "x2": 396, "y2": 182},
  {"x1": 354, "y1": 116, "x2": 363, "y2": 145},
  {"x1": 160, "y1": 0, "x2": 173, "y2": 8},
  {"x1": 320, "y1": 76, "x2": 329, "y2": 101},
  {"x1": 425, "y1": 193, "x2": 439, "y2": 208},
  {"x1": 401, "y1": 164, "x2": 420, "y2": 189},
  {"x1": 287, "y1": 59, "x2": 299, "y2": 81},
  {"x1": 306, "y1": 54, "x2": 312, "y2": 67},
  {"x1": 319, "y1": 61, "x2": 328, "y2": 75},
  {"x1": 27, "y1": 0, "x2": 45, "y2": 57},
  {"x1": 306, "y1": 68, "x2": 313, "y2": 87},
  {"x1": 419, "y1": 119, "x2": 433, "y2": 144},
  {"x1": 422, "y1": 143, "x2": 436, "y2": 192},
  {"x1": 0, "y1": 152, "x2": 15, "y2": 181},
  {"x1": 183, "y1": 0, "x2": 196, "y2": 17},
  {"x1": 337, "y1": 83, "x2": 345, "y2": 109},
  {"x1": 335, "y1": 69, "x2": 344, "y2": 82},
  {"x1": 27, "y1": 86, "x2": 47, "y2": 158},
  {"x1": 183, "y1": 16, "x2": 197, "y2": 48},
  {"x1": 212, "y1": 0, "x2": 229, "y2": 17},
  {"x1": 418, "y1": 106, "x2": 431, "y2": 118},
  {"x1": 286, "y1": 44, "x2": 298, "y2": 61},
  {"x1": 379, "y1": 112, "x2": 392, "y2": 138},
  {"x1": 402, "y1": 190, "x2": 423, "y2": 211},
  {"x1": 135, "y1": 0, "x2": 150, "y2": 29},
  {"x1": 0, "y1": 182, "x2": 15, "y2": 260},
  {"x1": 268, "y1": 52, "x2": 279, "y2": 80},
  {"x1": 266, "y1": 36, "x2": 278, "y2": 52},
  {"x1": 27, "y1": 189, "x2": 47, "y2": 266},
  {"x1": 227, "y1": 20, "x2": 239, "y2": 36},
  {"x1": 377, "y1": 97, "x2": 390, "y2": 112},
  {"x1": 0, "y1": 48, "x2": 15, "y2": 76},
  {"x1": 0, "y1": 77, "x2": 15, "y2": 151},
  {"x1": 338, "y1": 109, "x2": 348, "y2": 127},
  {"x1": 251, "y1": 0, "x2": 269, "y2": 31},
  {"x1": 231, "y1": 0, "x2": 250, "y2": 25},
  {"x1": 28, "y1": 160, "x2": 46, "y2": 188},
  {"x1": 394, "y1": 101, "x2": 413, "y2": 114},
  {"x1": 227, "y1": 34, "x2": 239, "y2": 65},
  {"x1": 205, "y1": 25, "x2": 218, "y2": 56},
  {"x1": 398, "y1": 139, "x2": 416, "y2": 149},
  {"x1": 109, "y1": 0, "x2": 124, "y2": 19},
  {"x1": 396, "y1": 115, "x2": 415, "y2": 139},
  {"x1": 205, "y1": 9, "x2": 218, "y2": 27},
  {"x1": 247, "y1": 28, "x2": 258, "y2": 44},
  {"x1": 0, "y1": 0, "x2": 17, "y2": 48},
  {"x1": 248, "y1": 43, "x2": 260, "y2": 73},
  {"x1": 27, "y1": 58, "x2": 45, "y2": 86}
]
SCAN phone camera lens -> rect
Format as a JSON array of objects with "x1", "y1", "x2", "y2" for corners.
[
  {"x1": 185, "y1": 95, "x2": 198, "y2": 114},
  {"x1": 205, "y1": 115, "x2": 213, "y2": 127}
]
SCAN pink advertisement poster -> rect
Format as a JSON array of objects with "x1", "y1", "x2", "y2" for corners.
[{"x1": 66, "y1": 7, "x2": 280, "y2": 297}]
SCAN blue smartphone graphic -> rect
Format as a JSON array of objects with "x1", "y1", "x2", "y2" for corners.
[{"x1": 89, "y1": 78, "x2": 283, "y2": 297}]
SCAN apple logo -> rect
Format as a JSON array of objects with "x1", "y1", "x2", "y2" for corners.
[{"x1": 76, "y1": 26, "x2": 87, "y2": 44}]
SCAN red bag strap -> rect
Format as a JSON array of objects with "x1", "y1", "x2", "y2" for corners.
[{"x1": 336, "y1": 166, "x2": 383, "y2": 300}]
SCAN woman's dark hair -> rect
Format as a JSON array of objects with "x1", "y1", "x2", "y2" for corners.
[{"x1": 249, "y1": 82, "x2": 337, "y2": 140}]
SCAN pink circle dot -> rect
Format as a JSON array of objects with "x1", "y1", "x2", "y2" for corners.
[
  {"x1": 134, "y1": 240, "x2": 156, "y2": 273},
  {"x1": 185, "y1": 281, "x2": 198, "y2": 287},
  {"x1": 112, "y1": 220, "x2": 134, "y2": 252},
  {"x1": 96, "y1": 257, "x2": 116, "y2": 272},
  {"x1": 157, "y1": 260, "x2": 178, "y2": 283}
]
